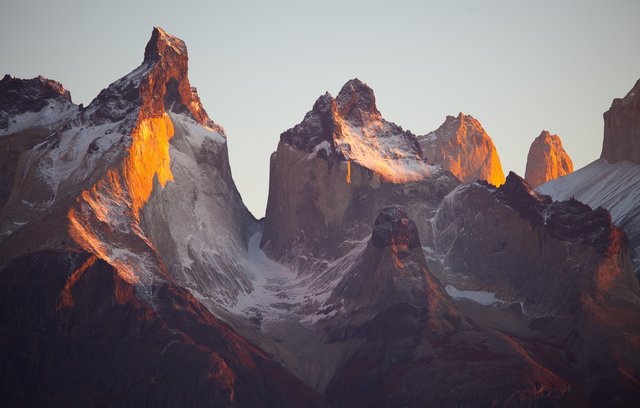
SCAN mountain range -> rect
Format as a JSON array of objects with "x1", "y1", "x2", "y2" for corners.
[{"x1": 1, "y1": 28, "x2": 639, "y2": 407}]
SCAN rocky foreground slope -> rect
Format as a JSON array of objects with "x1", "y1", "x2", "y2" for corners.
[{"x1": 1, "y1": 28, "x2": 639, "y2": 407}]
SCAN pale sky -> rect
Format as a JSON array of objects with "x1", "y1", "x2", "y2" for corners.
[{"x1": 2, "y1": 0, "x2": 639, "y2": 217}]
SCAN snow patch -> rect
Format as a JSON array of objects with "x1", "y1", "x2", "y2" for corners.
[
  {"x1": 445, "y1": 284, "x2": 504, "y2": 306},
  {"x1": 0, "y1": 99, "x2": 76, "y2": 137}
]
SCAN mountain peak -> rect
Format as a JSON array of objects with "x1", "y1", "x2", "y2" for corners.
[
  {"x1": 418, "y1": 113, "x2": 505, "y2": 185},
  {"x1": 0, "y1": 75, "x2": 72, "y2": 109},
  {"x1": 602, "y1": 77, "x2": 640, "y2": 164},
  {"x1": 143, "y1": 27, "x2": 188, "y2": 64},
  {"x1": 0, "y1": 75, "x2": 74, "y2": 131},
  {"x1": 525, "y1": 130, "x2": 573, "y2": 187},
  {"x1": 279, "y1": 79, "x2": 428, "y2": 184},
  {"x1": 371, "y1": 206, "x2": 421, "y2": 251},
  {"x1": 336, "y1": 78, "x2": 380, "y2": 125},
  {"x1": 86, "y1": 27, "x2": 216, "y2": 129}
]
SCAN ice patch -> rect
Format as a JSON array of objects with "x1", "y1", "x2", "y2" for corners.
[
  {"x1": 224, "y1": 232, "x2": 355, "y2": 327},
  {"x1": 445, "y1": 284, "x2": 504, "y2": 306}
]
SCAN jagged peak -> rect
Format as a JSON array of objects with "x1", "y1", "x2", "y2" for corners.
[
  {"x1": 0, "y1": 74, "x2": 72, "y2": 107},
  {"x1": 371, "y1": 206, "x2": 421, "y2": 251},
  {"x1": 531, "y1": 130, "x2": 568, "y2": 151},
  {"x1": 311, "y1": 91, "x2": 336, "y2": 113},
  {"x1": 535, "y1": 130, "x2": 563, "y2": 143},
  {"x1": 336, "y1": 78, "x2": 381, "y2": 125},
  {"x1": 429, "y1": 112, "x2": 489, "y2": 144},
  {"x1": 498, "y1": 171, "x2": 547, "y2": 201},
  {"x1": 85, "y1": 27, "x2": 215, "y2": 130},
  {"x1": 143, "y1": 27, "x2": 188, "y2": 64},
  {"x1": 0, "y1": 74, "x2": 75, "y2": 130},
  {"x1": 441, "y1": 112, "x2": 484, "y2": 130},
  {"x1": 602, "y1": 77, "x2": 640, "y2": 164},
  {"x1": 611, "y1": 78, "x2": 640, "y2": 108}
]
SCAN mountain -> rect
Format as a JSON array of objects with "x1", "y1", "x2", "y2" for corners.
[
  {"x1": 539, "y1": 78, "x2": 640, "y2": 276},
  {"x1": 0, "y1": 27, "x2": 323, "y2": 407},
  {"x1": 324, "y1": 193, "x2": 640, "y2": 407},
  {"x1": 421, "y1": 172, "x2": 640, "y2": 406},
  {"x1": 417, "y1": 112, "x2": 506, "y2": 186},
  {"x1": 525, "y1": 130, "x2": 573, "y2": 187},
  {"x1": 601, "y1": 79, "x2": 640, "y2": 164},
  {"x1": 261, "y1": 79, "x2": 459, "y2": 271},
  {"x1": 2, "y1": 28, "x2": 640, "y2": 408}
]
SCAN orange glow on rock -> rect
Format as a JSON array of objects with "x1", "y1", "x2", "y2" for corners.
[
  {"x1": 334, "y1": 114, "x2": 430, "y2": 183},
  {"x1": 346, "y1": 159, "x2": 351, "y2": 184},
  {"x1": 124, "y1": 115, "x2": 175, "y2": 218},
  {"x1": 57, "y1": 254, "x2": 98, "y2": 309},
  {"x1": 67, "y1": 114, "x2": 174, "y2": 285}
]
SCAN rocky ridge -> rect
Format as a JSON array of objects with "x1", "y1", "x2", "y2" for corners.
[{"x1": 1, "y1": 28, "x2": 640, "y2": 408}]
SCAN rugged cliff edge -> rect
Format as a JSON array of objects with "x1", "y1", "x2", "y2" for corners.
[
  {"x1": 539, "y1": 78, "x2": 640, "y2": 277},
  {"x1": 602, "y1": 79, "x2": 640, "y2": 164}
]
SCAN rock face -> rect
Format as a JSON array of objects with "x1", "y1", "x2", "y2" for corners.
[
  {"x1": 0, "y1": 74, "x2": 73, "y2": 131},
  {"x1": 538, "y1": 159, "x2": 640, "y2": 276},
  {"x1": 0, "y1": 27, "x2": 319, "y2": 406},
  {"x1": 0, "y1": 76, "x2": 77, "y2": 207},
  {"x1": 0, "y1": 251, "x2": 325, "y2": 407},
  {"x1": 323, "y1": 204, "x2": 637, "y2": 408},
  {"x1": 327, "y1": 207, "x2": 455, "y2": 326},
  {"x1": 2, "y1": 29, "x2": 640, "y2": 408},
  {"x1": 525, "y1": 130, "x2": 573, "y2": 187},
  {"x1": 602, "y1": 79, "x2": 640, "y2": 164},
  {"x1": 418, "y1": 113, "x2": 506, "y2": 186},
  {"x1": 418, "y1": 172, "x2": 640, "y2": 406},
  {"x1": 261, "y1": 79, "x2": 458, "y2": 272},
  {"x1": 431, "y1": 172, "x2": 633, "y2": 313},
  {"x1": 0, "y1": 27, "x2": 256, "y2": 304},
  {"x1": 539, "y1": 78, "x2": 640, "y2": 277}
]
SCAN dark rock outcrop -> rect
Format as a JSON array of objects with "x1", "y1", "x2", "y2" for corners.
[
  {"x1": 0, "y1": 250, "x2": 326, "y2": 407},
  {"x1": 432, "y1": 172, "x2": 639, "y2": 315},
  {"x1": 371, "y1": 207, "x2": 421, "y2": 250},
  {"x1": 0, "y1": 74, "x2": 73, "y2": 129},
  {"x1": 328, "y1": 206, "x2": 455, "y2": 326},
  {"x1": 602, "y1": 79, "x2": 640, "y2": 164}
]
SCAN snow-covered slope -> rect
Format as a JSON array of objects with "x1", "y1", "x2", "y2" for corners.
[
  {"x1": 538, "y1": 159, "x2": 640, "y2": 274},
  {"x1": 142, "y1": 112, "x2": 258, "y2": 308},
  {"x1": 280, "y1": 79, "x2": 436, "y2": 183}
]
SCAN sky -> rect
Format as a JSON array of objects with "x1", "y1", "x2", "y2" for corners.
[{"x1": 2, "y1": 0, "x2": 639, "y2": 217}]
